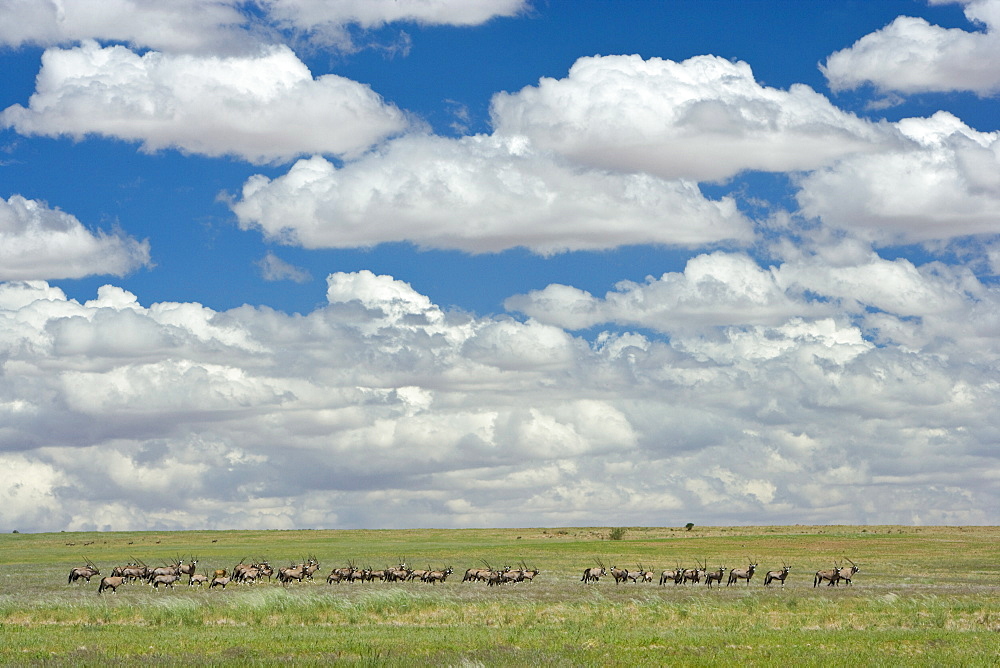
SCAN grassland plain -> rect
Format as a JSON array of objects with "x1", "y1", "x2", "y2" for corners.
[{"x1": 0, "y1": 525, "x2": 998, "y2": 666}]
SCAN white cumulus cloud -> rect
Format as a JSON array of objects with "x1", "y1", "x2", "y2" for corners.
[
  {"x1": 231, "y1": 134, "x2": 752, "y2": 254},
  {"x1": 490, "y1": 54, "x2": 896, "y2": 182},
  {"x1": 1, "y1": 268, "x2": 998, "y2": 531},
  {"x1": 0, "y1": 195, "x2": 150, "y2": 280},
  {"x1": 264, "y1": 0, "x2": 527, "y2": 48},
  {"x1": 822, "y1": 0, "x2": 1000, "y2": 95},
  {"x1": 796, "y1": 112, "x2": 1000, "y2": 243},
  {"x1": 1, "y1": 41, "x2": 411, "y2": 163},
  {"x1": 0, "y1": 0, "x2": 253, "y2": 53},
  {"x1": 0, "y1": 0, "x2": 528, "y2": 53}
]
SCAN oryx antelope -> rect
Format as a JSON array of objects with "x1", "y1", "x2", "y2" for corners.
[
  {"x1": 814, "y1": 562, "x2": 842, "y2": 587},
  {"x1": 151, "y1": 574, "x2": 181, "y2": 589},
  {"x1": 188, "y1": 574, "x2": 210, "y2": 587},
  {"x1": 68, "y1": 561, "x2": 100, "y2": 584},
  {"x1": 463, "y1": 567, "x2": 492, "y2": 583},
  {"x1": 625, "y1": 565, "x2": 652, "y2": 584},
  {"x1": 764, "y1": 563, "x2": 791, "y2": 587},
  {"x1": 303, "y1": 557, "x2": 321, "y2": 580},
  {"x1": 147, "y1": 560, "x2": 183, "y2": 582},
  {"x1": 659, "y1": 567, "x2": 683, "y2": 586},
  {"x1": 277, "y1": 563, "x2": 306, "y2": 584},
  {"x1": 727, "y1": 559, "x2": 757, "y2": 586},
  {"x1": 423, "y1": 567, "x2": 453, "y2": 584},
  {"x1": 486, "y1": 568, "x2": 511, "y2": 587},
  {"x1": 704, "y1": 565, "x2": 727, "y2": 588},
  {"x1": 97, "y1": 576, "x2": 126, "y2": 594},
  {"x1": 581, "y1": 559, "x2": 606, "y2": 583},
  {"x1": 835, "y1": 558, "x2": 859, "y2": 586},
  {"x1": 493, "y1": 561, "x2": 537, "y2": 585},
  {"x1": 681, "y1": 560, "x2": 707, "y2": 585},
  {"x1": 232, "y1": 557, "x2": 269, "y2": 584},
  {"x1": 385, "y1": 564, "x2": 412, "y2": 582},
  {"x1": 121, "y1": 560, "x2": 148, "y2": 583},
  {"x1": 177, "y1": 558, "x2": 198, "y2": 578}
]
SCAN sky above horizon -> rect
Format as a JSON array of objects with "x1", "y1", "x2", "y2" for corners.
[{"x1": 1, "y1": 0, "x2": 999, "y2": 532}]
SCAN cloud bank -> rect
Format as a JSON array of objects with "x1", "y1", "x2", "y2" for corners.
[
  {"x1": 1, "y1": 1, "x2": 998, "y2": 533},
  {"x1": 0, "y1": 0, "x2": 528, "y2": 53},
  {"x1": 1, "y1": 260, "x2": 997, "y2": 531}
]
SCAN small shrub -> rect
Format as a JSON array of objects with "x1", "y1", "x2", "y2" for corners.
[
  {"x1": 608, "y1": 527, "x2": 627, "y2": 541},
  {"x1": 685, "y1": 523, "x2": 695, "y2": 531}
]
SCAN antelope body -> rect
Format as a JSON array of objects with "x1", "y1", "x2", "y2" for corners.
[
  {"x1": 178, "y1": 559, "x2": 198, "y2": 577},
  {"x1": 704, "y1": 566, "x2": 727, "y2": 588},
  {"x1": 814, "y1": 562, "x2": 842, "y2": 587},
  {"x1": 727, "y1": 561, "x2": 757, "y2": 586},
  {"x1": 764, "y1": 565, "x2": 791, "y2": 587},
  {"x1": 423, "y1": 568, "x2": 453, "y2": 584},
  {"x1": 659, "y1": 568, "x2": 683, "y2": 586},
  {"x1": 98, "y1": 576, "x2": 125, "y2": 594},
  {"x1": 681, "y1": 566, "x2": 705, "y2": 584},
  {"x1": 834, "y1": 559, "x2": 859, "y2": 586},
  {"x1": 463, "y1": 567, "x2": 491, "y2": 582},
  {"x1": 68, "y1": 565, "x2": 100, "y2": 584},
  {"x1": 152, "y1": 574, "x2": 180, "y2": 589}
]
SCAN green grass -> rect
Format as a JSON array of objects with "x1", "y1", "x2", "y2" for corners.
[{"x1": 1, "y1": 526, "x2": 998, "y2": 666}]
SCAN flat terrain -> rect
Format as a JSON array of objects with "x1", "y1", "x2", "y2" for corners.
[{"x1": 0, "y1": 525, "x2": 998, "y2": 666}]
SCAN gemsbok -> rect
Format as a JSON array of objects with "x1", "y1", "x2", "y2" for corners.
[
  {"x1": 727, "y1": 559, "x2": 757, "y2": 586},
  {"x1": 610, "y1": 565, "x2": 629, "y2": 585},
  {"x1": 68, "y1": 560, "x2": 100, "y2": 584},
  {"x1": 681, "y1": 560, "x2": 707, "y2": 585},
  {"x1": 704, "y1": 564, "x2": 727, "y2": 588},
  {"x1": 423, "y1": 567, "x2": 453, "y2": 584},
  {"x1": 97, "y1": 575, "x2": 126, "y2": 594},
  {"x1": 188, "y1": 573, "x2": 210, "y2": 587},
  {"x1": 151, "y1": 574, "x2": 180, "y2": 589},
  {"x1": 581, "y1": 559, "x2": 606, "y2": 583},
  {"x1": 764, "y1": 563, "x2": 791, "y2": 587},
  {"x1": 814, "y1": 562, "x2": 842, "y2": 587},
  {"x1": 659, "y1": 566, "x2": 683, "y2": 586},
  {"x1": 835, "y1": 558, "x2": 859, "y2": 586}
]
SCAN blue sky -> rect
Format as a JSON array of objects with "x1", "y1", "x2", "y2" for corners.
[{"x1": 1, "y1": 0, "x2": 999, "y2": 532}]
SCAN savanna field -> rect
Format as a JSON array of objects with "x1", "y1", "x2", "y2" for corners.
[{"x1": 0, "y1": 526, "x2": 998, "y2": 666}]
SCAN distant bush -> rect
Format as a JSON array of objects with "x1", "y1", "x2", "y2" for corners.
[
  {"x1": 685, "y1": 523, "x2": 695, "y2": 531},
  {"x1": 608, "y1": 527, "x2": 627, "y2": 541}
]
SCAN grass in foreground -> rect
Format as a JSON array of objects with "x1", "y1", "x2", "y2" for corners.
[{"x1": 1, "y1": 525, "x2": 998, "y2": 666}]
